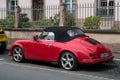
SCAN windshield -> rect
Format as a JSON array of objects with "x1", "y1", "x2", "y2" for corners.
[{"x1": 67, "y1": 29, "x2": 85, "y2": 37}]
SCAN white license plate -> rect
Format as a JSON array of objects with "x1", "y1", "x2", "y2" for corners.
[{"x1": 100, "y1": 53, "x2": 110, "y2": 58}]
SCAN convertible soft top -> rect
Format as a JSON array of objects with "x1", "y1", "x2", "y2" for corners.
[
  {"x1": 44, "y1": 27, "x2": 79, "y2": 32},
  {"x1": 43, "y1": 27, "x2": 85, "y2": 42}
]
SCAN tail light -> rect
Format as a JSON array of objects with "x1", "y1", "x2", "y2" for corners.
[{"x1": 89, "y1": 53, "x2": 96, "y2": 58}]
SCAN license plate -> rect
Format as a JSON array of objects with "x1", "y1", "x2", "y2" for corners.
[{"x1": 100, "y1": 53, "x2": 109, "y2": 58}]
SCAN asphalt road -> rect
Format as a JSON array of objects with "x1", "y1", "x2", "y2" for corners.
[{"x1": 0, "y1": 51, "x2": 120, "y2": 80}]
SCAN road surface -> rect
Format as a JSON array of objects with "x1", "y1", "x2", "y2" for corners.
[{"x1": 0, "y1": 51, "x2": 120, "y2": 80}]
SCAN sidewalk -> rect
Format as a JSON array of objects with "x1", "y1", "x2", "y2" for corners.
[{"x1": 113, "y1": 52, "x2": 120, "y2": 59}]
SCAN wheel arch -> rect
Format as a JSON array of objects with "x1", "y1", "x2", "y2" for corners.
[
  {"x1": 11, "y1": 44, "x2": 24, "y2": 56},
  {"x1": 11, "y1": 44, "x2": 25, "y2": 62},
  {"x1": 58, "y1": 50, "x2": 78, "y2": 63}
]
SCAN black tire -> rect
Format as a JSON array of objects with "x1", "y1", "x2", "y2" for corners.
[
  {"x1": 12, "y1": 46, "x2": 25, "y2": 62},
  {"x1": 60, "y1": 52, "x2": 78, "y2": 70},
  {"x1": 0, "y1": 46, "x2": 6, "y2": 53}
]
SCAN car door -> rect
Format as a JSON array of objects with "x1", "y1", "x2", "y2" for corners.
[
  {"x1": 26, "y1": 32, "x2": 55, "y2": 61},
  {"x1": 37, "y1": 40, "x2": 54, "y2": 61}
]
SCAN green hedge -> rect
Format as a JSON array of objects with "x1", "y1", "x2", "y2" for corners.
[
  {"x1": 83, "y1": 16, "x2": 100, "y2": 29},
  {"x1": 37, "y1": 12, "x2": 76, "y2": 28},
  {"x1": 0, "y1": 13, "x2": 31, "y2": 28}
]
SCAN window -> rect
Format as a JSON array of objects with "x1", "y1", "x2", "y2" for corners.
[
  {"x1": 39, "y1": 32, "x2": 55, "y2": 40},
  {"x1": 97, "y1": 0, "x2": 114, "y2": 17},
  {"x1": 8, "y1": 0, "x2": 18, "y2": 12},
  {"x1": 67, "y1": 29, "x2": 85, "y2": 37},
  {"x1": 61, "y1": 0, "x2": 76, "y2": 15}
]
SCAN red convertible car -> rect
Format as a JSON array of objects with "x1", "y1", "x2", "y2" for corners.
[{"x1": 9, "y1": 27, "x2": 114, "y2": 70}]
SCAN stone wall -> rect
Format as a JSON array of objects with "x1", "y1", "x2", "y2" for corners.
[{"x1": 4, "y1": 29, "x2": 120, "y2": 52}]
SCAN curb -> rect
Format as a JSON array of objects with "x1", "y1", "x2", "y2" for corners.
[{"x1": 114, "y1": 58, "x2": 120, "y2": 61}]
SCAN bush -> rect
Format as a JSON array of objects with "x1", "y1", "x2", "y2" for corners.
[
  {"x1": 0, "y1": 15, "x2": 15, "y2": 28},
  {"x1": 66, "y1": 12, "x2": 76, "y2": 26},
  {"x1": 37, "y1": 12, "x2": 76, "y2": 27},
  {"x1": 0, "y1": 13, "x2": 31, "y2": 28},
  {"x1": 38, "y1": 18, "x2": 53, "y2": 27},
  {"x1": 20, "y1": 13, "x2": 31, "y2": 28},
  {"x1": 37, "y1": 14, "x2": 59, "y2": 27},
  {"x1": 83, "y1": 16, "x2": 100, "y2": 29}
]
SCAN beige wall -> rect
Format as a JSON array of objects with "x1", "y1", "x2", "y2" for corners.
[
  {"x1": 18, "y1": 0, "x2": 32, "y2": 20},
  {"x1": 86, "y1": 33, "x2": 120, "y2": 52},
  {"x1": 44, "y1": 0, "x2": 60, "y2": 19},
  {"x1": 45, "y1": 0, "x2": 60, "y2": 6},
  {"x1": 4, "y1": 30, "x2": 120, "y2": 52},
  {"x1": 115, "y1": 0, "x2": 120, "y2": 21},
  {"x1": 18, "y1": 0, "x2": 32, "y2": 8},
  {"x1": 0, "y1": 0, "x2": 7, "y2": 19},
  {"x1": 77, "y1": 0, "x2": 95, "y2": 5},
  {"x1": 77, "y1": 0, "x2": 95, "y2": 19},
  {"x1": 0, "y1": 0, "x2": 7, "y2": 8}
]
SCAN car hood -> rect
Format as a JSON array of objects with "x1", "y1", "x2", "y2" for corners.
[{"x1": 13, "y1": 39, "x2": 33, "y2": 44}]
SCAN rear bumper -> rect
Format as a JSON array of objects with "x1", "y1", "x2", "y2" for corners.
[{"x1": 78, "y1": 56, "x2": 114, "y2": 64}]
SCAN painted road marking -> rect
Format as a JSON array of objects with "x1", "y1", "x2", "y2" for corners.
[
  {"x1": 114, "y1": 58, "x2": 120, "y2": 61},
  {"x1": 0, "y1": 57, "x2": 120, "y2": 80},
  {"x1": 0, "y1": 58, "x2": 5, "y2": 61}
]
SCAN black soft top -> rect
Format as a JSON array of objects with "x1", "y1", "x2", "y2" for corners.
[
  {"x1": 44, "y1": 26, "x2": 79, "y2": 32},
  {"x1": 44, "y1": 27, "x2": 84, "y2": 42}
]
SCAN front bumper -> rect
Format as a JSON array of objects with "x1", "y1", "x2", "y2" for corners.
[{"x1": 78, "y1": 55, "x2": 114, "y2": 64}]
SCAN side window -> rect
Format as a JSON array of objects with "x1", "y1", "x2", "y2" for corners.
[{"x1": 40, "y1": 32, "x2": 55, "y2": 40}]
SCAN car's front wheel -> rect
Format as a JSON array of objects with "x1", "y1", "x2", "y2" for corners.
[
  {"x1": 12, "y1": 46, "x2": 25, "y2": 62},
  {"x1": 60, "y1": 52, "x2": 78, "y2": 70}
]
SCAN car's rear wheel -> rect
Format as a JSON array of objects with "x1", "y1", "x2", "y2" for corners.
[
  {"x1": 12, "y1": 46, "x2": 25, "y2": 62},
  {"x1": 60, "y1": 52, "x2": 78, "y2": 70}
]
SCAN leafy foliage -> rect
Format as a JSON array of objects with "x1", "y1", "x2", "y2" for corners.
[
  {"x1": 38, "y1": 18, "x2": 53, "y2": 27},
  {"x1": 0, "y1": 12, "x2": 76, "y2": 28},
  {"x1": 83, "y1": 16, "x2": 100, "y2": 29},
  {"x1": 0, "y1": 15, "x2": 15, "y2": 28},
  {"x1": 20, "y1": 13, "x2": 31, "y2": 28},
  {"x1": 38, "y1": 12, "x2": 76, "y2": 27},
  {"x1": 0, "y1": 13, "x2": 31, "y2": 28},
  {"x1": 65, "y1": 12, "x2": 76, "y2": 26}
]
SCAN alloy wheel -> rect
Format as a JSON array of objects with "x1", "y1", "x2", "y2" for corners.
[
  {"x1": 60, "y1": 52, "x2": 77, "y2": 70},
  {"x1": 12, "y1": 46, "x2": 24, "y2": 62}
]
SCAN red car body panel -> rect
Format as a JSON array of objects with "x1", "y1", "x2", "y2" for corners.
[
  {"x1": 9, "y1": 27, "x2": 114, "y2": 64},
  {"x1": 9, "y1": 36, "x2": 114, "y2": 64}
]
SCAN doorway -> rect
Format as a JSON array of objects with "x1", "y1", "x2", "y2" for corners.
[{"x1": 32, "y1": 0, "x2": 44, "y2": 21}]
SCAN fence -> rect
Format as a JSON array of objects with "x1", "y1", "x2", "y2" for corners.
[{"x1": 0, "y1": 3, "x2": 120, "y2": 30}]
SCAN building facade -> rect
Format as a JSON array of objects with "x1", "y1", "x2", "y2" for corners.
[{"x1": 0, "y1": 0, "x2": 120, "y2": 29}]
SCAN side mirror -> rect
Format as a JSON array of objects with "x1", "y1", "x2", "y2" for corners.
[{"x1": 33, "y1": 35, "x2": 38, "y2": 42}]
